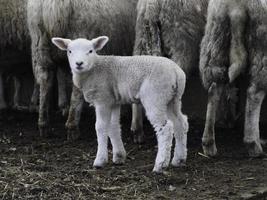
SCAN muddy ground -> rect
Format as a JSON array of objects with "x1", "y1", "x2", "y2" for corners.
[{"x1": 0, "y1": 110, "x2": 266, "y2": 200}]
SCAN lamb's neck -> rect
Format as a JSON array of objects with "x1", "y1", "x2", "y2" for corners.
[{"x1": 72, "y1": 72, "x2": 90, "y2": 90}]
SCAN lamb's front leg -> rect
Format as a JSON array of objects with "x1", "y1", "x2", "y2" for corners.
[
  {"x1": 110, "y1": 105, "x2": 126, "y2": 165},
  {"x1": 244, "y1": 85, "x2": 265, "y2": 157},
  {"x1": 131, "y1": 104, "x2": 144, "y2": 143},
  {"x1": 94, "y1": 104, "x2": 112, "y2": 168},
  {"x1": 202, "y1": 83, "x2": 223, "y2": 156}
]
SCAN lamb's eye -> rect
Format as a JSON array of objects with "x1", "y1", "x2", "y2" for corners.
[
  {"x1": 88, "y1": 50, "x2": 93, "y2": 54},
  {"x1": 68, "y1": 50, "x2": 72, "y2": 54}
]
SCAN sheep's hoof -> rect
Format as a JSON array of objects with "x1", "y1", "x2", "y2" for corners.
[
  {"x1": 39, "y1": 126, "x2": 49, "y2": 138},
  {"x1": 260, "y1": 139, "x2": 267, "y2": 146},
  {"x1": 202, "y1": 140, "x2": 217, "y2": 157},
  {"x1": 29, "y1": 104, "x2": 38, "y2": 113},
  {"x1": 113, "y1": 152, "x2": 126, "y2": 165},
  {"x1": 67, "y1": 129, "x2": 80, "y2": 141},
  {"x1": 58, "y1": 104, "x2": 69, "y2": 117},
  {"x1": 245, "y1": 141, "x2": 264, "y2": 157},
  {"x1": 132, "y1": 130, "x2": 145, "y2": 144},
  {"x1": 171, "y1": 159, "x2": 186, "y2": 167}
]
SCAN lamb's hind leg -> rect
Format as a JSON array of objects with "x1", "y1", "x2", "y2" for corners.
[
  {"x1": 143, "y1": 102, "x2": 173, "y2": 173},
  {"x1": 131, "y1": 103, "x2": 144, "y2": 143},
  {"x1": 244, "y1": 84, "x2": 265, "y2": 157},
  {"x1": 202, "y1": 83, "x2": 224, "y2": 156},
  {"x1": 169, "y1": 99, "x2": 189, "y2": 167},
  {"x1": 109, "y1": 105, "x2": 126, "y2": 165}
]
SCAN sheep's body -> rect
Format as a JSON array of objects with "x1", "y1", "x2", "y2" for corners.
[
  {"x1": 0, "y1": 0, "x2": 31, "y2": 109},
  {"x1": 200, "y1": 0, "x2": 267, "y2": 157},
  {"x1": 73, "y1": 53, "x2": 188, "y2": 173},
  {"x1": 27, "y1": 0, "x2": 138, "y2": 138},
  {"x1": 131, "y1": 0, "x2": 209, "y2": 143}
]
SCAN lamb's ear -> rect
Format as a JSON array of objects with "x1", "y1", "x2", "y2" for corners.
[
  {"x1": 92, "y1": 36, "x2": 109, "y2": 51},
  {"x1": 52, "y1": 37, "x2": 72, "y2": 51}
]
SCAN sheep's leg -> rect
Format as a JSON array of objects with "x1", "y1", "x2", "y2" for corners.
[
  {"x1": 143, "y1": 102, "x2": 173, "y2": 173},
  {"x1": 131, "y1": 103, "x2": 144, "y2": 143},
  {"x1": 29, "y1": 81, "x2": 39, "y2": 113},
  {"x1": 38, "y1": 67, "x2": 54, "y2": 137},
  {"x1": 93, "y1": 104, "x2": 112, "y2": 168},
  {"x1": 109, "y1": 105, "x2": 126, "y2": 165},
  {"x1": 13, "y1": 76, "x2": 21, "y2": 110},
  {"x1": 57, "y1": 67, "x2": 69, "y2": 117},
  {"x1": 0, "y1": 72, "x2": 7, "y2": 110},
  {"x1": 168, "y1": 99, "x2": 189, "y2": 167},
  {"x1": 244, "y1": 84, "x2": 265, "y2": 157},
  {"x1": 202, "y1": 83, "x2": 223, "y2": 156},
  {"x1": 65, "y1": 85, "x2": 84, "y2": 141}
]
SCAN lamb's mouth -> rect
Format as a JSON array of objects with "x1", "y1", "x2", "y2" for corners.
[{"x1": 76, "y1": 66, "x2": 84, "y2": 70}]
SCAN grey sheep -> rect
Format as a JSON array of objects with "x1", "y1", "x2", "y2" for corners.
[
  {"x1": 131, "y1": 0, "x2": 209, "y2": 143},
  {"x1": 52, "y1": 36, "x2": 188, "y2": 173},
  {"x1": 0, "y1": 0, "x2": 32, "y2": 110},
  {"x1": 27, "y1": 0, "x2": 138, "y2": 139},
  {"x1": 200, "y1": 0, "x2": 267, "y2": 157}
]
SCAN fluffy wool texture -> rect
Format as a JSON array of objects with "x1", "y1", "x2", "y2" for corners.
[
  {"x1": 200, "y1": 0, "x2": 267, "y2": 157},
  {"x1": 27, "y1": 0, "x2": 138, "y2": 137},
  {"x1": 0, "y1": 0, "x2": 29, "y2": 54},
  {"x1": 134, "y1": 0, "x2": 209, "y2": 75},
  {"x1": 0, "y1": 0, "x2": 32, "y2": 109},
  {"x1": 55, "y1": 37, "x2": 188, "y2": 173}
]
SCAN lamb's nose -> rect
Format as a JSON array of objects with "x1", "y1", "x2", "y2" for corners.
[{"x1": 76, "y1": 61, "x2": 84, "y2": 67}]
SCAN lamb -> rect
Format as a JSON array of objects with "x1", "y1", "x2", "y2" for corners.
[
  {"x1": 52, "y1": 36, "x2": 188, "y2": 173},
  {"x1": 200, "y1": 0, "x2": 267, "y2": 157},
  {"x1": 27, "y1": 0, "x2": 138, "y2": 139},
  {"x1": 131, "y1": 0, "x2": 209, "y2": 143}
]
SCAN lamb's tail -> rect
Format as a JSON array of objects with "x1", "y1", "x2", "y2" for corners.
[{"x1": 228, "y1": 6, "x2": 248, "y2": 83}]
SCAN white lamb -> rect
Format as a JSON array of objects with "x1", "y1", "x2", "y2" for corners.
[{"x1": 52, "y1": 36, "x2": 188, "y2": 173}]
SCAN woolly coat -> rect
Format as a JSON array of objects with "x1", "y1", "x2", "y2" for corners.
[
  {"x1": 200, "y1": 0, "x2": 267, "y2": 90},
  {"x1": 0, "y1": 0, "x2": 30, "y2": 70},
  {"x1": 134, "y1": 0, "x2": 209, "y2": 75},
  {"x1": 27, "y1": 0, "x2": 137, "y2": 67}
]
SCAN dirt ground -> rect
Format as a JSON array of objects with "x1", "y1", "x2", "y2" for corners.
[{"x1": 0, "y1": 110, "x2": 266, "y2": 200}]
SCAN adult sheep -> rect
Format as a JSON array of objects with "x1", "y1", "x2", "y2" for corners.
[
  {"x1": 0, "y1": 0, "x2": 67, "y2": 113},
  {"x1": 131, "y1": 0, "x2": 209, "y2": 143},
  {"x1": 200, "y1": 0, "x2": 267, "y2": 157},
  {"x1": 0, "y1": 0, "x2": 32, "y2": 110},
  {"x1": 27, "y1": 0, "x2": 138, "y2": 138}
]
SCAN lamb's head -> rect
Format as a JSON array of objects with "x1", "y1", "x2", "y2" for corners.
[{"x1": 52, "y1": 36, "x2": 109, "y2": 74}]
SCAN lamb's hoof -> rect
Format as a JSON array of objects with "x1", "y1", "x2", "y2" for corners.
[
  {"x1": 132, "y1": 130, "x2": 144, "y2": 144},
  {"x1": 113, "y1": 152, "x2": 126, "y2": 165},
  {"x1": 93, "y1": 158, "x2": 108, "y2": 169},
  {"x1": 152, "y1": 165, "x2": 164, "y2": 174},
  {"x1": 202, "y1": 140, "x2": 217, "y2": 157},
  {"x1": 67, "y1": 129, "x2": 80, "y2": 141},
  {"x1": 245, "y1": 141, "x2": 264, "y2": 157},
  {"x1": 171, "y1": 159, "x2": 186, "y2": 167}
]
